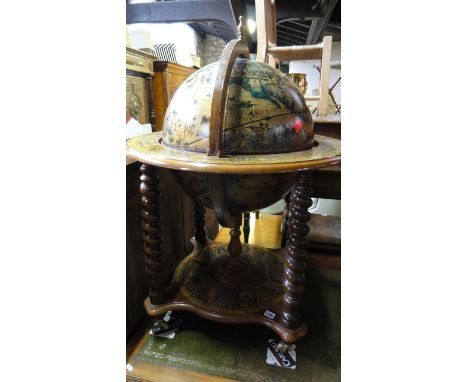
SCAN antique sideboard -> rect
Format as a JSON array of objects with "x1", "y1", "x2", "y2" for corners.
[
  {"x1": 126, "y1": 47, "x2": 156, "y2": 130},
  {"x1": 152, "y1": 61, "x2": 197, "y2": 131}
]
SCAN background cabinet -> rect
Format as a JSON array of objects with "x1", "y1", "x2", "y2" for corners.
[
  {"x1": 153, "y1": 61, "x2": 196, "y2": 131},
  {"x1": 126, "y1": 47, "x2": 156, "y2": 130}
]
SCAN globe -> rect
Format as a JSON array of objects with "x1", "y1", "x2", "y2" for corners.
[
  {"x1": 162, "y1": 58, "x2": 314, "y2": 155},
  {"x1": 126, "y1": 37, "x2": 341, "y2": 347},
  {"x1": 161, "y1": 58, "x2": 315, "y2": 216}
]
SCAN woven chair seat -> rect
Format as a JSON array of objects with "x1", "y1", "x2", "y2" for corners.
[{"x1": 267, "y1": 44, "x2": 323, "y2": 61}]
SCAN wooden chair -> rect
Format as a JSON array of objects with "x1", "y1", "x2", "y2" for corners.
[
  {"x1": 255, "y1": 0, "x2": 333, "y2": 117},
  {"x1": 255, "y1": 0, "x2": 340, "y2": 267},
  {"x1": 311, "y1": 60, "x2": 341, "y2": 115}
]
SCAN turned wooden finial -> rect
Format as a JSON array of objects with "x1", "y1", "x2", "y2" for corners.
[{"x1": 238, "y1": 16, "x2": 248, "y2": 40}]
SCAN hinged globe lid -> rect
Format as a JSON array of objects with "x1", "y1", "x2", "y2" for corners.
[
  {"x1": 127, "y1": 21, "x2": 339, "y2": 176},
  {"x1": 162, "y1": 58, "x2": 314, "y2": 155}
]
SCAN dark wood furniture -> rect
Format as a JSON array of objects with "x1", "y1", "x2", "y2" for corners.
[
  {"x1": 281, "y1": 164, "x2": 340, "y2": 238},
  {"x1": 129, "y1": 154, "x2": 337, "y2": 345},
  {"x1": 127, "y1": 131, "x2": 340, "y2": 346},
  {"x1": 305, "y1": 214, "x2": 340, "y2": 251},
  {"x1": 153, "y1": 61, "x2": 197, "y2": 131},
  {"x1": 126, "y1": 30, "x2": 341, "y2": 348},
  {"x1": 126, "y1": 47, "x2": 156, "y2": 131},
  {"x1": 126, "y1": 162, "x2": 219, "y2": 342},
  {"x1": 313, "y1": 113, "x2": 341, "y2": 142},
  {"x1": 127, "y1": 162, "x2": 148, "y2": 342},
  {"x1": 281, "y1": 165, "x2": 341, "y2": 269}
]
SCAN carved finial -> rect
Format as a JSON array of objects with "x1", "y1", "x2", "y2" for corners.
[{"x1": 238, "y1": 15, "x2": 247, "y2": 40}]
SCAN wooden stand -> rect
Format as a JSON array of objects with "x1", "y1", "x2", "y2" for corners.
[
  {"x1": 140, "y1": 164, "x2": 167, "y2": 305},
  {"x1": 127, "y1": 21, "x2": 341, "y2": 348},
  {"x1": 282, "y1": 172, "x2": 314, "y2": 329},
  {"x1": 139, "y1": 165, "x2": 314, "y2": 344}
]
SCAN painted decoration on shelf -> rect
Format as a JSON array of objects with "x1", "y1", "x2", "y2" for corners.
[{"x1": 175, "y1": 243, "x2": 284, "y2": 315}]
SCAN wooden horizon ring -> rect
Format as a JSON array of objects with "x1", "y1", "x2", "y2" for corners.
[{"x1": 126, "y1": 132, "x2": 341, "y2": 174}]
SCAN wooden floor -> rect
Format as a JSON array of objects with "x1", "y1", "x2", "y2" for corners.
[
  {"x1": 215, "y1": 213, "x2": 282, "y2": 249},
  {"x1": 217, "y1": 213, "x2": 340, "y2": 269}
]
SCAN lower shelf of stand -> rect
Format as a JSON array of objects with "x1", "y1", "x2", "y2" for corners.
[
  {"x1": 145, "y1": 296, "x2": 307, "y2": 344},
  {"x1": 144, "y1": 241, "x2": 307, "y2": 343}
]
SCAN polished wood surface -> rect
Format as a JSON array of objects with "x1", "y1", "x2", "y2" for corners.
[
  {"x1": 126, "y1": 132, "x2": 341, "y2": 174},
  {"x1": 280, "y1": 171, "x2": 341, "y2": 249},
  {"x1": 144, "y1": 290, "x2": 307, "y2": 344},
  {"x1": 153, "y1": 61, "x2": 196, "y2": 131},
  {"x1": 140, "y1": 164, "x2": 168, "y2": 305},
  {"x1": 282, "y1": 171, "x2": 314, "y2": 329}
]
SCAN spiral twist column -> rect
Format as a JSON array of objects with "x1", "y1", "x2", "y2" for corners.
[
  {"x1": 193, "y1": 201, "x2": 207, "y2": 243},
  {"x1": 140, "y1": 164, "x2": 166, "y2": 305},
  {"x1": 282, "y1": 172, "x2": 313, "y2": 329}
]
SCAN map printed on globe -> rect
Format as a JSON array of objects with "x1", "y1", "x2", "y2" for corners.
[{"x1": 162, "y1": 58, "x2": 314, "y2": 155}]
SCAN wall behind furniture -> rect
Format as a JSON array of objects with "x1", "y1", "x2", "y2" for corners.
[
  {"x1": 126, "y1": 22, "x2": 228, "y2": 69},
  {"x1": 127, "y1": 23, "x2": 198, "y2": 67},
  {"x1": 199, "y1": 33, "x2": 227, "y2": 66}
]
